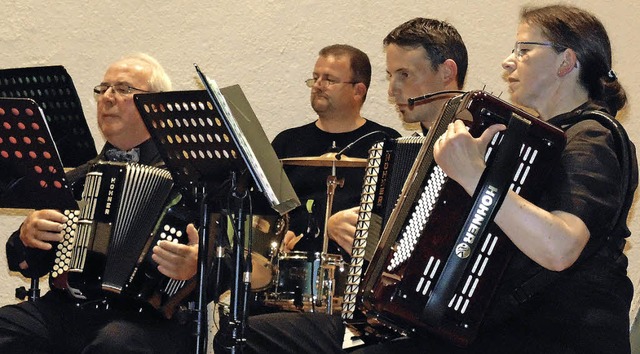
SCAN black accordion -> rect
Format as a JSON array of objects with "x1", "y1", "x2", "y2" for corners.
[
  {"x1": 345, "y1": 91, "x2": 566, "y2": 346},
  {"x1": 51, "y1": 161, "x2": 196, "y2": 318},
  {"x1": 342, "y1": 136, "x2": 426, "y2": 320}
]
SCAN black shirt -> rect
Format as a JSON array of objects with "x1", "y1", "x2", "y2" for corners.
[{"x1": 271, "y1": 119, "x2": 400, "y2": 254}]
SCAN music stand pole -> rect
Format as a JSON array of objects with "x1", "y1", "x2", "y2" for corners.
[
  {"x1": 224, "y1": 170, "x2": 249, "y2": 353},
  {"x1": 132, "y1": 80, "x2": 300, "y2": 352},
  {"x1": 195, "y1": 183, "x2": 211, "y2": 354},
  {"x1": 14, "y1": 277, "x2": 41, "y2": 302}
]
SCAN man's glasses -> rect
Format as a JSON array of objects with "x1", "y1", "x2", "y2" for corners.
[
  {"x1": 305, "y1": 78, "x2": 357, "y2": 88},
  {"x1": 93, "y1": 84, "x2": 150, "y2": 98},
  {"x1": 511, "y1": 41, "x2": 567, "y2": 61}
]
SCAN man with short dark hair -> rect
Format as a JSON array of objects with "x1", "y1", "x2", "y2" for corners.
[
  {"x1": 384, "y1": 17, "x2": 467, "y2": 130},
  {"x1": 329, "y1": 17, "x2": 469, "y2": 255},
  {"x1": 217, "y1": 20, "x2": 469, "y2": 354},
  {"x1": 273, "y1": 44, "x2": 400, "y2": 256}
]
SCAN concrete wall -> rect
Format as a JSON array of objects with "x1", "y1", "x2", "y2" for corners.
[{"x1": 1, "y1": 0, "x2": 639, "y2": 335}]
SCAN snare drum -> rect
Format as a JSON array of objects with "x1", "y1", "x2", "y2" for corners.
[{"x1": 260, "y1": 251, "x2": 348, "y2": 314}]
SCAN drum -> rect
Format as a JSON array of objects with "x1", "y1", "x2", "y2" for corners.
[
  {"x1": 246, "y1": 214, "x2": 289, "y2": 292},
  {"x1": 274, "y1": 251, "x2": 320, "y2": 301},
  {"x1": 249, "y1": 251, "x2": 274, "y2": 291},
  {"x1": 251, "y1": 214, "x2": 288, "y2": 261},
  {"x1": 258, "y1": 251, "x2": 347, "y2": 314}
]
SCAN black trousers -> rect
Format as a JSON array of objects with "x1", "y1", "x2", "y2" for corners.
[
  {"x1": 214, "y1": 312, "x2": 344, "y2": 354},
  {"x1": 0, "y1": 290, "x2": 193, "y2": 354}
]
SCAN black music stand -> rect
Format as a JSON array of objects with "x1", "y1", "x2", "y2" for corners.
[
  {"x1": 0, "y1": 65, "x2": 97, "y2": 167},
  {"x1": 0, "y1": 98, "x2": 77, "y2": 210},
  {"x1": 133, "y1": 70, "x2": 299, "y2": 354},
  {"x1": 0, "y1": 97, "x2": 78, "y2": 301}
]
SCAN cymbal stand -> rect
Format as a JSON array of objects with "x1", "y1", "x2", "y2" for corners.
[{"x1": 315, "y1": 161, "x2": 344, "y2": 313}]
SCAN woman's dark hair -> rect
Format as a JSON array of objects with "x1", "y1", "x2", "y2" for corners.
[{"x1": 521, "y1": 5, "x2": 626, "y2": 113}]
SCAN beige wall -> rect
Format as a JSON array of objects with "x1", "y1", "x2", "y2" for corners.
[{"x1": 1, "y1": 0, "x2": 639, "y2": 332}]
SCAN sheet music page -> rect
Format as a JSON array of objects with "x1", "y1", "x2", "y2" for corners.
[{"x1": 203, "y1": 77, "x2": 277, "y2": 204}]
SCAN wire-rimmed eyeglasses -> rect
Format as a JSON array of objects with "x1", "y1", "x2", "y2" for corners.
[
  {"x1": 93, "y1": 84, "x2": 150, "y2": 98},
  {"x1": 305, "y1": 78, "x2": 357, "y2": 88},
  {"x1": 511, "y1": 41, "x2": 567, "y2": 60}
]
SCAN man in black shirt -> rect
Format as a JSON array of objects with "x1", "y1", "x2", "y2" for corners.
[
  {"x1": 328, "y1": 18, "x2": 469, "y2": 254},
  {"x1": 272, "y1": 44, "x2": 400, "y2": 256},
  {"x1": 214, "y1": 21, "x2": 470, "y2": 354}
]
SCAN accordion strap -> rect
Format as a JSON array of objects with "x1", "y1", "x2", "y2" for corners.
[
  {"x1": 510, "y1": 109, "x2": 637, "y2": 304},
  {"x1": 421, "y1": 113, "x2": 531, "y2": 325}
]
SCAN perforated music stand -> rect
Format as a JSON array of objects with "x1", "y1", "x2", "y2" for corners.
[
  {"x1": 133, "y1": 89, "x2": 298, "y2": 213},
  {"x1": 0, "y1": 65, "x2": 97, "y2": 167},
  {"x1": 0, "y1": 97, "x2": 77, "y2": 210},
  {"x1": 133, "y1": 71, "x2": 299, "y2": 353}
]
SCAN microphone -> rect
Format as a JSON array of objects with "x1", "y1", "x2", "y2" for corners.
[
  {"x1": 335, "y1": 130, "x2": 391, "y2": 160},
  {"x1": 407, "y1": 90, "x2": 466, "y2": 107}
]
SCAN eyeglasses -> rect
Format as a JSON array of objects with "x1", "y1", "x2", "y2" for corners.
[
  {"x1": 511, "y1": 41, "x2": 567, "y2": 60},
  {"x1": 305, "y1": 78, "x2": 357, "y2": 88},
  {"x1": 93, "y1": 84, "x2": 150, "y2": 98}
]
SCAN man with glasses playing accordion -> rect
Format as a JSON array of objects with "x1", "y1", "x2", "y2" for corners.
[{"x1": 0, "y1": 53, "x2": 201, "y2": 354}]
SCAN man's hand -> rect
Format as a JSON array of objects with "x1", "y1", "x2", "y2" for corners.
[
  {"x1": 19, "y1": 209, "x2": 66, "y2": 251},
  {"x1": 282, "y1": 230, "x2": 303, "y2": 253},
  {"x1": 152, "y1": 223, "x2": 199, "y2": 280},
  {"x1": 327, "y1": 206, "x2": 359, "y2": 255}
]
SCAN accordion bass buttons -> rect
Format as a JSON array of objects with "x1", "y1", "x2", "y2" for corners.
[
  {"x1": 158, "y1": 224, "x2": 183, "y2": 245},
  {"x1": 52, "y1": 209, "x2": 80, "y2": 278}
]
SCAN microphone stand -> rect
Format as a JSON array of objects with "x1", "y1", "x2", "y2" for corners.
[{"x1": 335, "y1": 131, "x2": 390, "y2": 161}]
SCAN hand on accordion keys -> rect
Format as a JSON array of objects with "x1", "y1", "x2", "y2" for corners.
[
  {"x1": 434, "y1": 120, "x2": 507, "y2": 196},
  {"x1": 151, "y1": 223, "x2": 200, "y2": 281},
  {"x1": 18, "y1": 209, "x2": 67, "y2": 252},
  {"x1": 327, "y1": 206, "x2": 360, "y2": 255}
]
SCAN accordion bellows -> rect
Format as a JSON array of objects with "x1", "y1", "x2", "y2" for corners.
[{"x1": 52, "y1": 161, "x2": 195, "y2": 318}]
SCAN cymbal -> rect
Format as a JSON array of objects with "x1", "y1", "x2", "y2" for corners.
[{"x1": 280, "y1": 152, "x2": 367, "y2": 168}]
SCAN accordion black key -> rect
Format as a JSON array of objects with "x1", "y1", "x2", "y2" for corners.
[
  {"x1": 352, "y1": 91, "x2": 566, "y2": 346},
  {"x1": 51, "y1": 161, "x2": 196, "y2": 318}
]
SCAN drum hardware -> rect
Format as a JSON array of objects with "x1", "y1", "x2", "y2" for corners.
[
  {"x1": 304, "y1": 147, "x2": 353, "y2": 313},
  {"x1": 263, "y1": 249, "x2": 346, "y2": 315},
  {"x1": 269, "y1": 241, "x2": 279, "y2": 264},
  {"x1": 318, "y1": 253, "x2": 345, "y2": 314},
  {"x1": 270, "y1": 150, "x2": 367, "y2": 313}
]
